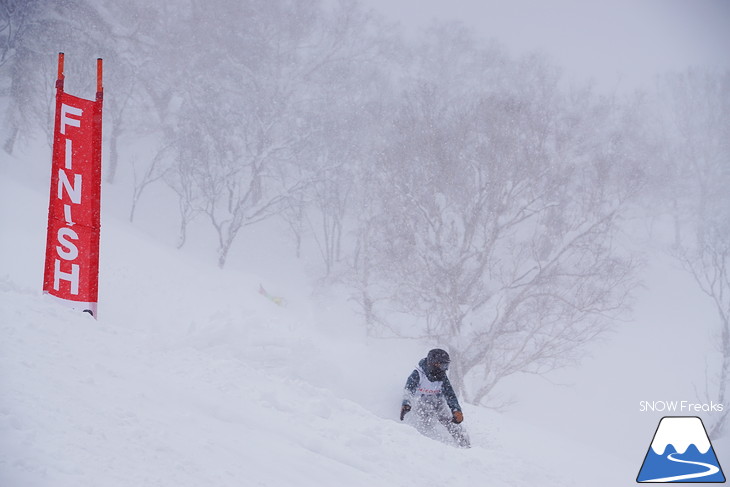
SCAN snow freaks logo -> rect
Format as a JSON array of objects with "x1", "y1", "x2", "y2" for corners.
[{"x1": 637, "y1": 416, "x2": 726, "y2": 483}]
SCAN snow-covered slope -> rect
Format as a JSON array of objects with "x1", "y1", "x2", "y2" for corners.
[{"x1": 0, "y1": 156, "x2": 722, "y2": 486}]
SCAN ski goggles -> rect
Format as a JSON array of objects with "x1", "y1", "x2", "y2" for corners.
[{"x1": 433, "y1": 361, "x2": 449, "y2": 371}]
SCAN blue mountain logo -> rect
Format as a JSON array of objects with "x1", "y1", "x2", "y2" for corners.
[{"x1": 637, "y1": 416, "x2": 726, "y2": 483}]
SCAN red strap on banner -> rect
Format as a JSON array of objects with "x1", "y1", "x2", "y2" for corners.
[
  {"x1": 56, "y1": 52, "x2": 64, "y2": 90},
  {"x1": 96, "y1": 58, "x2": 103, "y2": 100}
]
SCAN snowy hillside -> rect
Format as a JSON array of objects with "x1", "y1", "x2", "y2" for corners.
[
  {"x1": 1, "y1": 1, "x2": 728, "y2": 484},
  {"x1": 0, "y1": 156, "x2": 727, "y2": 486}
]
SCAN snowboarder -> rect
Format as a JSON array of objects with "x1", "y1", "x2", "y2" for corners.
[{"x1": 400, "y1": 348, "x2": 470, "y2": 448}]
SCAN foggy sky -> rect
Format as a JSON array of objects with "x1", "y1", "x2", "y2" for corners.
[{"x1": 365, "y1": 0, "x2": 730, "y2": 91}]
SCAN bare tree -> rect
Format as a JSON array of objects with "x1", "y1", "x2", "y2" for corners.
[
  {"x1": 126, "y1": 1, "x2": 195, "y2": 224},
  {"x1": 0, "y1": 0, "x2": 43, "y2": 152},
  {"x1": 678, "y1": 219, "x2": 730, "y2": 439},
  {"x1": 657, "y1": 69, "x2": 730, "y2": 437},
  {"x1": 0, "y1": 0, "x2": 119, "y2": 152},
  {"x1": 129, "y1": 142, "x2": 172, "y2": 223},
  {"x1": 357, "y1": 31, "x2": 644, "y2": 404},
  {"x1": 0, "y1": 0, "x2": 34, "y2": 71},
  {"x1": 166, "y1": 0, "x2": 387, "y2": 268}
]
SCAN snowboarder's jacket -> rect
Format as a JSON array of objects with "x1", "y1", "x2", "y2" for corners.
[{"x1": 402, "y1": 358, "x2": 462, "y2": 413}]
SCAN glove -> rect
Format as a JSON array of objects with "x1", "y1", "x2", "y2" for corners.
[
  {"x1": 452, "y1": 410, "x2": 464, "y2": 424},
  {"x1": 400, "y1": 404, "x2": 411, "y2": 421}
]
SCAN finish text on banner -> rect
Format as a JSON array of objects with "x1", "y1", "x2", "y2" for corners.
[{"x1": 43, "y1": 54, "x2": 103, "y2": 318}]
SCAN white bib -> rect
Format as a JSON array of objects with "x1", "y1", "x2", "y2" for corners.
[{"x1": 415, "y1": 366, "x2": 443, "y2": 397}]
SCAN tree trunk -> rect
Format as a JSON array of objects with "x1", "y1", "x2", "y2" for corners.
[{"x1": 106, "y1": 126, "x2": 120, "y2": 184}]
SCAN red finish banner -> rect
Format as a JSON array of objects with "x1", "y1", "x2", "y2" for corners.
[{"x1": 43, "y1": 55, "x2": 103, "y2": 317}]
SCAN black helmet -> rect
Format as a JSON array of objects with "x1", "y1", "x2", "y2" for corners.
[{"x1": 426, "y1": 348, "x2": 450, "y2": 373}]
